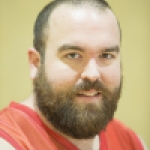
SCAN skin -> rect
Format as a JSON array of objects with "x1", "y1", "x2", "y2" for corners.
[{"x1": 27, "y1": 4, "x2": 121, "y2": 150}]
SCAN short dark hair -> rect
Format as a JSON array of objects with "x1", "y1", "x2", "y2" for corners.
[{"x1": 33, "y1": 0, "x2": 118, "y2": 62}]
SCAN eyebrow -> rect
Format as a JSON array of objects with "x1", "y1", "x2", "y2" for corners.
[
  {"x1": 58, "y1": 44, "x2": 84, "y2": 53},
  {"x1": 57, "y1": 44, "x2": 120, "y2": 53},
  {"x1": 104, "y1": 46, "x2": 120, "y2": 53}
]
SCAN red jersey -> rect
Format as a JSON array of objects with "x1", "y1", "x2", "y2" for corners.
[{"x1": 0, "y1": 102, "x2": 144, "y2": 150}]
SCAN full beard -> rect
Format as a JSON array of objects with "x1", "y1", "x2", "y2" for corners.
[{"x1": 33, "y1": 65, "x2": 122, "y2": 139}]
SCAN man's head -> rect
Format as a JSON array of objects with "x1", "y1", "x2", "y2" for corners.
[
  {"x1": 28, "y1": 0, "x2": 122, "y2": 139},
  {"x1": 33, "y1": 0, "x2": 120, "y2": 62}
]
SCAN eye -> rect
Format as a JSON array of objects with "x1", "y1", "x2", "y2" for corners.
[
  {"x1": 100, "y1": 53, "x2": 115, "y2": 59},
  {"x1": 66, "y1": 53, "x2": 82, "y2": 59}
]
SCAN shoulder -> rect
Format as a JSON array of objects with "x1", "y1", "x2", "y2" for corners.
[
  {"x1": 105, "y1": 119, "x2": 136, "y2": 140},
  {"x1": 106, "y1": 119, "x2": 140, "y2": 139},
  {"x1": 107, "y1": 119, "x2": 136, "y2": 134},
  {"x1": 137, "y1": 136, "x2": 148, "y2": 150},
  {"x1": 108, "y1": 119, "x2": 148, "y2": 145},
  {"x1": 0, "y1": 138, "x2": 15, "y2": 150},
  {"x1": 105, "y1": 119, "x2": 146, "y2": 150}
]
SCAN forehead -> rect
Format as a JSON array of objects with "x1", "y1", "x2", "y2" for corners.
[{"x1": 47, "y1": 4, "x2": 120, "y2": 48}]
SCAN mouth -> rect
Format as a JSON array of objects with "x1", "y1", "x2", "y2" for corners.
[
  {"x1": 77, "y1": 91, "x2": 101, "y2": 97},
  {"x1": 76, "y1": 90, "x2": 101, "y2": 104}
]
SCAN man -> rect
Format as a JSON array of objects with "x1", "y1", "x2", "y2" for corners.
[{"x1": 0, "y1": 0, "x2": 147, "y2": 149}]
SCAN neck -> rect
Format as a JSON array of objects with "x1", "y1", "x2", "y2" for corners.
[
  {"x1": 22, "y1": 94, "x2": 100, "y2": 150},
  {"x1": 21, "y1": 94, "x2": 35, "y2": 109},
  {"x1": 68, "y1": 135, "x2": 100, "y2": 150}
]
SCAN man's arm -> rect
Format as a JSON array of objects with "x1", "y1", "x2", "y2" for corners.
[{"x1": 0, "y1": 138, "x2": 15, "y2": 150}]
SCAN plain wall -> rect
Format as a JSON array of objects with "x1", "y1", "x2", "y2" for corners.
[{"x1": 0, "y1": 0, "x2": 149, "y2": 148}]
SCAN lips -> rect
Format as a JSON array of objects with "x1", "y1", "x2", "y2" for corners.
[
  {"x1": 75, "y1": 90, "x2": 102, "y2": 104},
  {"x1": 77, "y1": 90, "x2": 101, "y2": 97}
]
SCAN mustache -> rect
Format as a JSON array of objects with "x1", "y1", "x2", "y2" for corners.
[{"x1": 73, "y1": 79, "x2": 110, "y2": 95}]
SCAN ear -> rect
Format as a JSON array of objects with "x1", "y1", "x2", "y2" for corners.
[{"x1": 28, "y1": 48, "x2": 41, "y2": 80}]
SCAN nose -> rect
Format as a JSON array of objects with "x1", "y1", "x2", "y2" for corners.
[{"x1": 81, "y1": 58, "x2": 100, "y2": 82}]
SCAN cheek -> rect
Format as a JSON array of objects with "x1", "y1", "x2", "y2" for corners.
[
  {"x1": 45, "y1": 61, "x2": 78, "y2": 90},
  {"x1": 102, "y1": 64, "x2": 121, "y2": 89}
]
